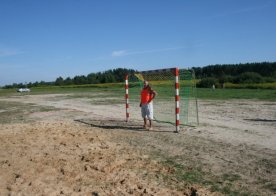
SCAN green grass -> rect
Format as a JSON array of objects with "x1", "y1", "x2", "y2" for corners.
[
  {"x1": 224, "y1": 82, "x2": 276, "y2": 89},
  {"x1": 195, "y1": 88, "x2": 276, "y2": 101},
  {"x1": 1, "y1": 85, "x2": 275, "y2": 101},
  {"x1": 158, "y1": 156, "x2": 253, "y2": 196},
  {"x1": 131, "y1": 86, "x2": 276, "y2": 101},
  {"x1": 156, "y1": 156, "x2": 251, "y2": 196}
]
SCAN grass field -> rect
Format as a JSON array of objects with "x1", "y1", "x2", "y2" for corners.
[
  {"x1": 196, "y1": 88, "x2": 276, "y2": 100},
  {"x1": 1, "y1": 85, "x2": 276, "y2": 101}
]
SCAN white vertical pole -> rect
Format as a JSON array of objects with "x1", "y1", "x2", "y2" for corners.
[
  {"x1": 125, "y1": 75, "x2": 129, "y2": 122},
  {"x1": 175, "y1": 68, "x2": 180, "y2": 133}
]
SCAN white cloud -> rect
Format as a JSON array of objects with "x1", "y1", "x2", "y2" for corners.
[{"x1": 111, "y1": 50, "x2": 127, "y2": 57}]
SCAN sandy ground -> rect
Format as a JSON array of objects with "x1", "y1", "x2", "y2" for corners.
[{"x1": 0, "y1": 93, "x2": 275, "y2": 195}]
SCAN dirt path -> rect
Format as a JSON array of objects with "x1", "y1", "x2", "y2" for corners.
[
  {"x1": 0, "y1": 94, "x2": 275, "y2": 195},
  {"x1": 0, "y1": 120, "x2": 217, "y2": 195}
]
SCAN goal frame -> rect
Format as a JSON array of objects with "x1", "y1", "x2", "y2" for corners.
[{"x1": 125, "y1": 67, "x2": 180, "y2": 132}]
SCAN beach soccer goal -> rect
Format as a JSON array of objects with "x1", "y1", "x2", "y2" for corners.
[{"x1": 125, "y1": 67, "x2": 199, "y2": 132}]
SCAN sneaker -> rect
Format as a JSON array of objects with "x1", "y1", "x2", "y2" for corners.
[{"x1": 148, "y1": 127, "x2": 153, "y2": 131}]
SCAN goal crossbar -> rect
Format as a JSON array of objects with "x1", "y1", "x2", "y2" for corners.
[{"x1": 125, "y1": 67, "x2": 198, "y2": 132}]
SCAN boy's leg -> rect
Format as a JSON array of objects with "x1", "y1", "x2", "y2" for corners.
[
  {"x1": 143, "y1": 118, "x2": 147, "y2": 128},
  {"x1": 141, "y1": 105, "x2": 147, "y2": 128},
  {"x1": 148, "y1": 103, "x2": 153, "y2": 130},
  {"x1": 149, "y1": 119, "x2": 153, "y2": 130}
]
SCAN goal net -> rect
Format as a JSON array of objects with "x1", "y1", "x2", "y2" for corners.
[{"x1": 125, "y1": 67, "x2": 198, "y2": 132}]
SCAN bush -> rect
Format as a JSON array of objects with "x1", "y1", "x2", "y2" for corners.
[
  {"x1": 233, "y1": 72, "x2": 264, "y2": 84},
  {"x1": 264, "y1": 77, "x2": 276, "y2": 83},
  {"x1": 197, "y1": 77, "x2": 218, "y2": 88}
]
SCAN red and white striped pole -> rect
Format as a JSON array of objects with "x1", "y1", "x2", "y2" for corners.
[
  {"x1": 175, "y1": 68, "x2": 180, "y2": 132},
  {"x1": 125, "y1": 74, "x2": 129, "y2": 122}
]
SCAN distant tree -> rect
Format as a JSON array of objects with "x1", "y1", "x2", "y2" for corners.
[
  {"x1": 104, "y1": 72, "x2": 116, "y2": 83},
  {"x1": 73, "y1": 75, "x2": 87, "y2": 85},
  {"x1": 55, "y1": 77, "x2": 64, "y2": 86},
  {"x1": 87, "y1": 73, "x2": 99, "y2": 84},
  {"x1": 18, "y1": 83, "x2": 24, "y2": 88},
  {"x1": 112, "y1": 68, "x2": 134, "y2": 82},
  {"x1": 193, "y1": 62, "x2": 276, "y2": 79},
  {"x1": 64, "y1": 77, "x2": 73, "y2": 85},
  {"x1": 5, "y1": 64, "x2": 274, "y2": 88}
]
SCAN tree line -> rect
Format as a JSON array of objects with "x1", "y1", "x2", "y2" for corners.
[
  {"x1": 193, "y1": 62, "x2": 276, "y2": 88},
  {"x1": 54, "y1": 68, "x2": 136, "y2": 86},
  {"x1": 3, "y1": 68, "x2": 136, "y2": 89},
  {"x1": 2, "y1": 62, "x2": 276, "y2": 89}
]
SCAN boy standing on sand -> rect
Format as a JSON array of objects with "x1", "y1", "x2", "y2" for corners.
[{"x1": 140, "y1": 81, "x2": 157, "y2": 130}]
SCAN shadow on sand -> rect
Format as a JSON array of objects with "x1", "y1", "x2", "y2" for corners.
[
  {"x1": 74, "y1": 119, "x2": 174, "y2": 133},
  {"x1": 244, "y1": 118, "x2": 276, "y2": 123}
]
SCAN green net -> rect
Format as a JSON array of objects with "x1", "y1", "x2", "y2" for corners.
[
  {"x1": 127, "y1": 68, "x2": 198, "y2": 127},
  {"x1": 179, "y1": 69, "x2": 199, "y2": 126}
]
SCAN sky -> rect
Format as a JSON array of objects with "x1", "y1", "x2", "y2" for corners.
[{"x1": 0, "y1": 0, "x2": 276, "y2": 86}]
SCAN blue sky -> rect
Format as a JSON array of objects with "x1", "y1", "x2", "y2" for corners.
[{"x1": 0, "y1": 0, "x2": 275, "y2": 86}]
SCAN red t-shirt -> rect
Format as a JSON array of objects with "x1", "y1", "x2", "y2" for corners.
[{"x1": 141, "y1": 88, "x2": 153, "y2": 104}]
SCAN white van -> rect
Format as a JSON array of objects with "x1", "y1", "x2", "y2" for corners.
[{"x1": 17, "y1": 88, "x2": 31, "y2": 92}]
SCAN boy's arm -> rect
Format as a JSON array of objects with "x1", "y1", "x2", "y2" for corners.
[{"x1": 148, "y1": 90, "x2": 157, "y2": 103}]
